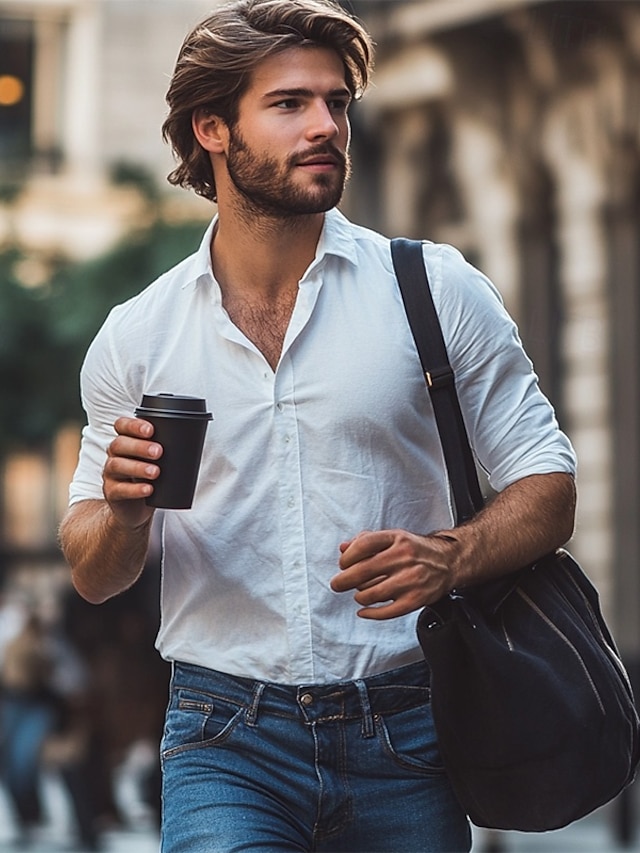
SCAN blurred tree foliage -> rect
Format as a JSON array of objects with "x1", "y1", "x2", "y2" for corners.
[{"x1": 0, "y1": 219, "x2": 206, "y2": 454}]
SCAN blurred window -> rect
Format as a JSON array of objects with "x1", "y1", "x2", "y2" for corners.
[{"x1": 0, "y1": 19, "x2": 34, "y2": 175}]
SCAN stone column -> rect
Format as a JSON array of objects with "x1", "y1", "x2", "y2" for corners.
[
  {"x1": 542, "y1": 94, "x2": 613, "y2": 614},
  {"x1": 60, "y1": 0, "x2": 102, "y2": 187},
  {"x1": 450, "y1": 114, "x2": 521, "y2": 319},
  {"x1": 32, "y1": 13, "x2": 65, "y2": 168}
]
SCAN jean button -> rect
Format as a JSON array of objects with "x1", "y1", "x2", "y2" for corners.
[{"x1": 300, "y1": 692, "x2": 314, "y2": 706}]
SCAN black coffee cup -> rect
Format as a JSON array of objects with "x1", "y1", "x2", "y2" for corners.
[{"x1": 135, "y1": 393, "x2": 213, "y2": 509}]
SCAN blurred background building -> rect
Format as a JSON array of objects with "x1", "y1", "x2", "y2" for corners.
[{"x1": 0, "y1": 0, "x2": 639, "y2": 847}]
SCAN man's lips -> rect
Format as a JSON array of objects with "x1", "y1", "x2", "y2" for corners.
[
  {"x1": 298, "y1": 156, "x2": 339, "y2": 166},
  {"x1": 294, "y1": 151, "x2": 344, "y2": 169},
  {"x1": 297, "y1": 161, "x2": 339, "y2": 173}
]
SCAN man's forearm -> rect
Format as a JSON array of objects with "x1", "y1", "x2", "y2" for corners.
[
  {"x1": 59, "y1": 499, "x2": 153, "y2": 604},
  {"x1": 448, "y1": 471, "x2": 576, "y2": 589}
]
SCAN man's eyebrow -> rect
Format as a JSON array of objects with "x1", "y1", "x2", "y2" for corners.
[{"x1": 262, "y1": 86, "x2": 352, "y2": 100}]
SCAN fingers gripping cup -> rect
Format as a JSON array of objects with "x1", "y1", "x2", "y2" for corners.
[{"x1": 135, "y1": 393, "x2": 213, "y2": 509}]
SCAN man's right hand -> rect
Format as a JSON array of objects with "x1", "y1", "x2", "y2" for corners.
[{"x1": 102, "y1": 416, "x2": 163, "y2": 529}]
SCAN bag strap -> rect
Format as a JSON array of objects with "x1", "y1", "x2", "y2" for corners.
[{"x1": 390, "y1": 237, "x2": 484, "y2": 523}]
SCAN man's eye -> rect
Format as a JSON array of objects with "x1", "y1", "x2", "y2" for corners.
[
  {"x1": 275, "y1": 99, "x2": 298, "y2": 109},
  {"x1": 328, "y1": 99, "x2": 350, "y2": 113}
]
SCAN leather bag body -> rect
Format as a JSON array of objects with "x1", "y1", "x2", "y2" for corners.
[
  {"x1": 417, "y1": 549, "x2": 639, "y2": 830},
  {"x1": 391, "y1": 237, "x2": 640, "y2": 832}
]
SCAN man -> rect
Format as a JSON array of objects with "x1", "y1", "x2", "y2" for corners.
[{"x1": 59, "y1": 1, "x2": 577, "y2": 850}]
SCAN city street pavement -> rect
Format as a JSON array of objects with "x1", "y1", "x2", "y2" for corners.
[
  {"x1": 0, "y1": 769, "x2": 159, "y2": 852},
  {"x1": 0, "y1": 827, "x2": 158, "y2": 853},
  {"x1": 0, "y1": 773, "x2": 638, "y2": 852}
]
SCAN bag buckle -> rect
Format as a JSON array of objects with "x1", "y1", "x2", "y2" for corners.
[{"x1": 426, "y1": 366, "x2": 454, "y2": 389}]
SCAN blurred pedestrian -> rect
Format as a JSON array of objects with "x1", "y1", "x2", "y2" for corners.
[
  {"x1": 59, "y1": 1, "x2": 576, "y2": 850},
  {"x1": 0, "y1": 592, "x2": 27, "y2": 663},
  {"x1": 0, "y1": 609, "x2": 57, "y2": 843},
  {"x1": 42, "y1": 618, "x2": 103, "y2": 851}
]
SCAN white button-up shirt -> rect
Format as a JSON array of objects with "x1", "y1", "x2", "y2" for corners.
[{"x1": 70, "y1": 208, "x2": 576, "y2": 684}]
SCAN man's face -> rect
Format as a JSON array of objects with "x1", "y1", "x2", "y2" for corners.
[{"x1": 224, "y1": 46, "x2": 352, "y2": 217}]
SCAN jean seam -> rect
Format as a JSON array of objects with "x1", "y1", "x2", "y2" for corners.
[
  {"x1": 375, "y1": 715, "x2": 445, "y2": 776},
  {"x1": 161, "y1": 707, "x2": 244, "y2": 759}
]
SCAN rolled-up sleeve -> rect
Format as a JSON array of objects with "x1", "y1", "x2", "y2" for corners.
[
  {"x1": 68, "y1": 305, "x2": 138, "y2": 505},
  {"x1": 427, "y1": 243, "x2": 576, "y2": 492}
]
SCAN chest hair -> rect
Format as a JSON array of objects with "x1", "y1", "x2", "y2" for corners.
[{"x1": 223, "y1": 288, "x2": 299, "y2": 371}]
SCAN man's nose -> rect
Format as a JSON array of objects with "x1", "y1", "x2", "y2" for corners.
[{"x1": 306, "y1": 100, "x2": 340, "y2": 139}]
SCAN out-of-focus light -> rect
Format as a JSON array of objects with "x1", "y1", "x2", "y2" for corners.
[
  {"x1": 13, "y1": 257, "x2": 51, "y2": 289},
  {"x1": 0, "y1": 75, "x2": 25, "y2": 106}
]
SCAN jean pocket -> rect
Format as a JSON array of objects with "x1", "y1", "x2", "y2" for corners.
[
  {"x1": 161, "y1": 688, "x2": 244, "y2": 760},
  {"x1": 376, "y1": 702, "x2": 446, "y2": 774}
]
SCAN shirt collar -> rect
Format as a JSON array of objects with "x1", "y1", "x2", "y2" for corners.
[
  {"x1": 313, "y1": 208, "x2": 359, "y2": 268},
  {"x1": 179, "y1": 216, "x2": 218, "y2": 291},
  {"x1": 181, "y1": 207, "x2": 358, "y2": 291}
]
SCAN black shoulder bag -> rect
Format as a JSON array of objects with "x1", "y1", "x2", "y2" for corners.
[{"x1": 390, "y1": 237, "x2": 640, "y2": 832}]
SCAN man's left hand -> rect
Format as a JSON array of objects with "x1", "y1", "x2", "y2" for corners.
[{"x1": 330, "y1": 529, "x2": 459, "y2": 619}]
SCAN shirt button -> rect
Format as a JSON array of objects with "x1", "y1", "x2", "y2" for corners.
[{"x1": 300, "y1": 692, "x2": 314, "y2": 706}]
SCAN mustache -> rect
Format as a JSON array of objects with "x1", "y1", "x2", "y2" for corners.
[{"x1": 289, "y1": 144, "x2": 347, "y2": 168}]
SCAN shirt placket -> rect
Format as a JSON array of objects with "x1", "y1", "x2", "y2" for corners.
[{"x1": 273, "y1": 353, "x2": 314, "y2": 682}]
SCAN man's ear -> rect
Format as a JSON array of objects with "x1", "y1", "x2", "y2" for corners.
[{"x1": 192, "y1": 109, "x2": 229, "y2": 154}]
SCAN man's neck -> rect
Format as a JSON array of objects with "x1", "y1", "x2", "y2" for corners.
[{"x1": 211, "y1": 208, "x2": 326, "y2": 300}]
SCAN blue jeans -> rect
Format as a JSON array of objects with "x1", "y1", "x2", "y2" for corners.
[{"x1": 160, "y1": 661, "x2": 471, "y2": 852}]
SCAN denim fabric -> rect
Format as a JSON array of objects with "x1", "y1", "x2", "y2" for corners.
[{"x1": 160, "y1": 661, "x2": 471, "y2": 852}]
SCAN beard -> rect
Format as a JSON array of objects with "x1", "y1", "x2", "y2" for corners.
[{"x1": 225, "y1": 125, "x2": 351, "y2": 219}]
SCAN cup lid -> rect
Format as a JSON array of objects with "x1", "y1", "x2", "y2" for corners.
[{"x1": 136, "y1": 393, "x2": 212, "y2": 419}]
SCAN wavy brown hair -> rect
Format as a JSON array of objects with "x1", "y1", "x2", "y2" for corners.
[{"x1": 161, "y1": 0, "x2": 374, "y2": 202}]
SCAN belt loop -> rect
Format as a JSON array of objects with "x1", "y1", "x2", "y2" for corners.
[
  {"x1": 355, "y1": 679, "x2": 375, "y2": 738},
  {"x1": 245, "y1": 681, "x2": 265, "y2": 727}
]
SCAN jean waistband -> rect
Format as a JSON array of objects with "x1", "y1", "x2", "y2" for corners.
[{"x1": 171, "y1": 660, "x2": 430, "y2": 726}]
